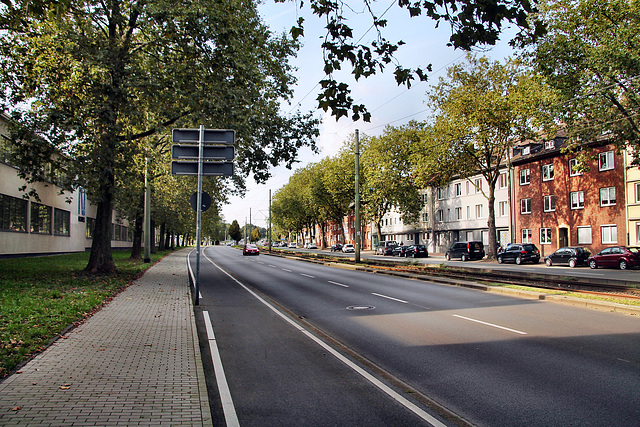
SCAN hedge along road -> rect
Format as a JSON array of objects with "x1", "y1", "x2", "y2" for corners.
[{"x1": 191, "y1": 245, "x2": 640, "y2": 427}]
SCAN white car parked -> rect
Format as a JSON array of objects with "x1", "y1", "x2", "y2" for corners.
[{"x1": 342, "y1": 244, "x2": 355, "y2": 253}]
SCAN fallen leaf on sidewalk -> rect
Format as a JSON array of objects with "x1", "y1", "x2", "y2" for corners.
[
  {"x1": 12, "y1": 406, "x2": 21, "y2": 411},
  {"x1": 59, "y1": 384, "x2": 71, "y2": 390}
]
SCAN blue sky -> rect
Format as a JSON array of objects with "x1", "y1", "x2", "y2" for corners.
[{"x1": 221, "y1": 0, "x2": 519, "y2": 229}]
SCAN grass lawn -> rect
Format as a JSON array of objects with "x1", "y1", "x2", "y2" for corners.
[{"x1": 0, "y1": 250, "x2": 175, "y2": 378}]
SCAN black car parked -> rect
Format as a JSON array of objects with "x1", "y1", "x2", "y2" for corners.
[
  {"x1": 445, "y1": 241, "x2": 485, "y2": 261},
  {"x1": 497, "y1": 243, "x2": 540, "y2": 265},
  {"x1": 392, "y1": 245, "x2": 410, "y2": 257},
  {"x1": 330, "y1": 243, "x2": 343, "y2": 252},
  {"x1": 406, "y1": 245, "x2": 428, "y2": 258},
  {"x1": 544, "y1": 246, "x2": 591, "y2": 268}
]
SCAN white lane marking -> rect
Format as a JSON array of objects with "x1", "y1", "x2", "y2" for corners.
[
  {"x1": 258, "y1": 261, "x2": 265, "y2": 265},
  {"x1": 203, "y1": 254, "x2": 445, "y2": 427},
  {"x1": 203, "y1": 311, "x2": 240, "y2": 427},
  {"x1": 281, "y1": 268, "x2": 292, "y2": 272},
  {"x1": 372, "y1": 292, "x2": 408, "y2": 304},
  {"x1": 301, "y1": 273, "x2": 315, "y2": 278},
  {"x1": 453, "y1": 314, "x2": 527, "y2": 335},
  {"x1": 328, "y1": 280, "x2": 349, "y2": 288},
  {"x1": 269, "y1": 264, "x2": 277, "y2": 268}
]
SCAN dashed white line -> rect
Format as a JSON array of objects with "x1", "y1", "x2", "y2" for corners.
[
  {"x1": 372, "y1": 292, "x2": 408, "y2": 304},
  {"x1": 453, "y1": 314, "x2": 527, "y2": 335},
  {"x1": 328, "y1": 280, "x2": 349, "y2": 288},
  {"x1": 269, "y1": 264, "x2": 277, "y2": 268},
  {"x1": 301, "y1": 273, "x2": 315, "y2": 278},
  {"x1": 281, "y1": 268, "x2": 292, "y2": 272}
]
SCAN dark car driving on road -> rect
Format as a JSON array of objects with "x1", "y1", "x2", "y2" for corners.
[
  {"x1": 588, "y1": 246, "x2": 640, "y2": 270},
  {"x1": 497, "y1": 243, "x2": 540, "y2": 264},
  {"x1": 445, "y1": 241, "x2": 485, "y2": 261},
  {"x1": 544, "y1": 246, "x2": 591, "y2": 268}
]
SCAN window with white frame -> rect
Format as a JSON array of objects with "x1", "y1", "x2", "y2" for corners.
[
  {"x1": 599, "y1": 150, "x2": 614, "y2": 171},
  {"x1": 570, "y1": 191, "x2": 584, "y2": 209},
  {"x1": 475, "y1": 178, "x2": 482, "y2": 193},
  {"x1": 522, "y1": 146, "x2": 530, "y2": 155},
  {"x1": 521, "y1": 198, "x2": 531, "y2": 214},
  {"x1": 421, "y1": 212, "x2": 428, "y2": 222},
  {"x1": 499, "y1": 172, "x2": 508, "y2": 189},
  {"x1": 475, "y1": 204, "x2": 483, "y2": 218},
  {"x1": 569, "y1": 158, "x2": 582, "y2": 176},
  {"x1": 454, "y1": 182, "x2": 462, "y2": 196},
  {"x1": 577, "y1": 226, "x2": 592, "y2": 244},
  {"x1": 436, "y1": 210, "x2": 444, "y2": 222},
  {"x1": 437, "y1": 186, "x2": 445, "y2": 200},
  {"x1": 519, "y1": 169, "x2": 530, "y2": 185},
  {"x1": 601, "y1": 224, "x2": 618, "y2": 244},
  {"x1": 521, "y1": 229, "x2": 532, "y2": 243},
  {"x1": 600, "y1": 187, "x2": 616, "y2": 206},
  {"x1": 455, "y1": 207, "x2": 462, "y2": 220},
  {"x1": 637, "y1": 223, "x2": 640, "y2": 244},
  {"x1": 544, "y1": 140, "x2": 555, "y2": 149},
  {"x1": 542, "y1": 163, "x2": 554, "y2": 181},
  {"x1": 540, "y1": 228, "x2": 552, "y2": 244},
  {"x1": 543, "y1": 195, "x2": 556, "y2": 212},
  {"x1": 499, "y1": 201, "x2": 508, "y2": 217}
]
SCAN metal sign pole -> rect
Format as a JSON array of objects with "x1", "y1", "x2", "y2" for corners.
[{"x1": 195, "y1": 125, "x2": 204, "y2": 305}]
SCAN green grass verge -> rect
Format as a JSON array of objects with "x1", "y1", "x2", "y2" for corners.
[
  {"x1": 490, "y1": 283, "x2": 640, "y2": 306},
  {"x1": 0, "y1": 250, "x2": 174, "y2": 378}
]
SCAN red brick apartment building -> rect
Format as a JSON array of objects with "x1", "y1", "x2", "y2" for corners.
[{"x1": 512, "y1": 138, "x2": 625, "y2": 258}]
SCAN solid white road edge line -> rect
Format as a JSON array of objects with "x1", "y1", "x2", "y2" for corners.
[
  {"x1": 203, "y1": 253, "x2": 446, "y2": 427},
  {"x1": 453, "y1": 314, "x2": 528, "y2": 335},
  {"x1": 372, "y1": 292, "x2": 409, "y2": 304},
  {"x1": 203, "y1": 311, "x2": 240, "y2": 427}
]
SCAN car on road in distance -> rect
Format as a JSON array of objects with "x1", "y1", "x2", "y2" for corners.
[
  {"x1": 497, "y1": 243, "x2": 540, "y2": 264},
  {"x1": 375, "y1": 241, "x2": 397, "y2": 255},
  {"x1": 392, "y1": 245, "x2": 410, "y2": 257},
  {"x1": 588, "y1": 246, "x2": 640, "y2": 270},
  {"x1": 406, "y1": 245, "x2": 428, "y2": 258},
  {"x1": 445, "y1": 241, "x2": 485, "y2": 261},
  {"x1": 288, "y1": 242, "x2": 297, "y2": 248},
  {"x1": 243, "y1": 244, "x2": 260, "y2": 256},
  {"x1": 305, "y1": 242, "x2": 318, "y2": 249},
  {"x1": 545, "y1": 246, "x2": 591, "y2": 268},
  {"x1": 330, "y1": 243, "x2": 343, "y2": 252},
  {"x1": 342, "y1": 244, "x2": 355, "y2": 253}
]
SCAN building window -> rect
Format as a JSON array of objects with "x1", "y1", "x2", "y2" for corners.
[
  {"x1": 601, "y1": 224, "x2": 618, "y2": 244},
  {"x1": 570, "y1": 191, "x2": 584, "y2": 209},
  {"x1": 53, "y1": 208, "x2": 70, "y2": 236},
  {"x1": 30, "y1": 203, "x2": 52, "y2": 234},
  {"x1": 86, "y1": 217, "x2": 95, "y2": 239},
  {"x1": 475, "y1": 204, "x2": 483, "y2": 219},
  {"x1": 437, "y1": 186, "x2": 447, "y2": 200},
  {"x1": 522, "y1": 146, "x2": 530, "y2": 155},
  {"x1": 544, "y1": 140, "x2": 555, "y2": 149},
  {"x1": 542, "y1": 164, "x2": 554, "y2": 181},
  {"x1": 521, "y1": 198, "x2": 531, "y2": 214},
  {"x1": 436, "y1": 210, "x2": 444, "y2": 222},
  {"x1": 521, "y1": 229, "x2": 532, "y2": 243},
  {"x1": 519, "y1": 169, "x2": 530, "y2": 185},
  {"x1": 421, "y1": 212, "x2": 428, "y2": 222},
  {"x1": 499, "y1": 172, "x2": 508, "y2": 189},
  {"x1": 637, "y1": 223, "x2": 640, "y2": 244},
  {"x1": 454, "y1": 182, "x2": 462, "y2": 197},
  {"x1": 499, "y1": 201, "x2": 508, "y2": 217},
  {"x1": 455, "y1": 207, "x2": 462, "y2": 220},
  {"x1": 0, "y1": 194, "x2": 28, "y2": 232},
  {"x1": 636, "y1": 183, "x2": 640, "y2": 203},
  {"x1": 540, "y1": 228, "x2": 552, "y2": 244},
  {"x1": 600, "y1": 187, "x2": 616, "y2": 206},
  {"x1": 569, "y1": 158, "x2": 582, "y2": 176},
  {"x1": 543, "y1": 195, "x2": 556, "y2": 212},
  {"x1": 599, "y1": 150, "x2": 614, "y2": 171},
  {"x1": 577, "y1": 226, "x2": 592, "y2": 245},
  {"x1": 475, "y1": 179, "x2": 482, "y2": 193}
]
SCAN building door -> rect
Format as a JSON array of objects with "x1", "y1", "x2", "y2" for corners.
[{"x1": 558, "y1": 227, "x2": 569, "y2": 248}]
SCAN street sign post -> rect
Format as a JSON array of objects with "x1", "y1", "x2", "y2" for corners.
[{"x1": 171, "y1": 127, "x2": 235, "y2": 305}]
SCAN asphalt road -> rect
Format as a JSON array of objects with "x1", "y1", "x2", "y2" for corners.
[{"x1": 193, "y1": 246, "x2": 640, "y2": 426}]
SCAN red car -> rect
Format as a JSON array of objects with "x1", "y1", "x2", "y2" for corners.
[
  {"x1": 588, "y1": 246, "x2": 640, "y2": 270},
  {"x1": 242, "y1": 244, "x2": 260, "y2": 256}
]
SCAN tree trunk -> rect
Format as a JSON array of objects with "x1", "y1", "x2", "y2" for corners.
[
  {"x1": 86, "y1": 185, "x2": 116, "y2": 274},
  {"x1": 158, "y1": 222, "x2": 166, "y2": 251},
  {"x1": 129, "y1": 209, "x2": 143, "y2": 260},
  {"x1": 486, "y1": 182, "x2": 498, "y2": 260}
]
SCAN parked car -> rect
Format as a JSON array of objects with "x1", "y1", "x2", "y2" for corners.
[
  {"x1": 342, "y1": 244, "x2": 355, "y2": 253},
  {"x1": 392, "y1": 245, "x2": 410, "y2": 257},
  {"x1": 305, "y1": 242, "x2": 318, "y2": 249},
  {"x1": 375, "y1": 241, "x2": 397, "y2": 255},
  {"x1": 588, "y1": 246, "x2": 640, "y2": 270},
  {"x1": 288, "y1": 242, "x2": 297, "y2": 248},
  {"x1": 445, "y1": 241, "x2": 485, "y2": 261},
  {"x1": 406, "y1": 245, "x2": 428, "y2": 258},
  {"x1": 330, "y1": 243, "x2": 343, "y2": 252},
  {"x1": 242, "y1": 244, "x2": 260, "y2": 256},
  {"x1": 497, "y1": 243, "x2": 540, "y2": 265},
  {"x1": 545, "y1": 247, "x2": 591, "y2": 268}
]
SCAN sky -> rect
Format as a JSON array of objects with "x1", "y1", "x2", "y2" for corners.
[{"x1": 221, "y1": 0, "x2": 519, "y2": 228}]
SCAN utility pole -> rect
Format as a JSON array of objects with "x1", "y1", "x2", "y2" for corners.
[
  {"x1": 269, "y1": 189, "x2": 272, "y2": 252},
  {"x1": 249, "y1": 208, "x2": 252, "y2": 243},
  {"x1": 355, "y1": 129, "x2": 361, "y2": 263},
  {"x1": 144, "y1": 157, "x2": 151, "y2": 263}
]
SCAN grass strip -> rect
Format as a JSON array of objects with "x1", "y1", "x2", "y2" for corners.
[{"x1": 0, "y1": 250, "x2": 174, "y2": 378}]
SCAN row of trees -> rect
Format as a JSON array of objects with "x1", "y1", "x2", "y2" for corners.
[{"x1": 273, "y1": 0, "x2": 640, "y2": 259}]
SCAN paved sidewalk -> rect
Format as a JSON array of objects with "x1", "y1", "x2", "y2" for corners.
[{"x1": 0, "y1": 249, "x2": 212, "y2": 426}]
